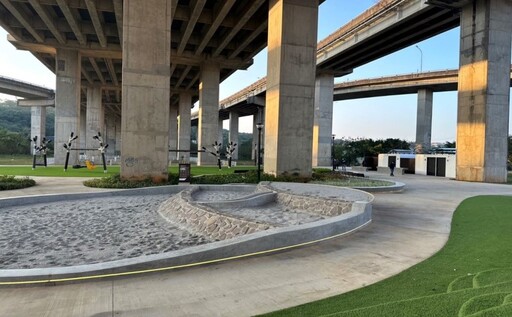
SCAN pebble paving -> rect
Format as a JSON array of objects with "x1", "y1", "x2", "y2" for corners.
[
  {"x1": 193, "y1": 190, "x2": 326, "y2": 225},
  {"x1": 218, "y1": 203, "x2": 325, "y2": 226},
  {"x1": 0, "y1": 194, "x2": 210, "y2": 269},
  {"x1": 192, "y1": 190, "x2": 253, "y2": 201},
  {"x1": 0, "y1": 185, "x2": 359, "y2": 269}
]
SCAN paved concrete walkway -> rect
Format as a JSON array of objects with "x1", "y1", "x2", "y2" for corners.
[
  {"x1": 0, "y1": 174, "x2": 511, "y2": 316},
  {"x1": 0, "y1": 176, "x2": 112, "y2": 198}
]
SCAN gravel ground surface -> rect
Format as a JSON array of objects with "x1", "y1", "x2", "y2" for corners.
[
  {"x1": 0, "y1": 183, "x2": 369, "y2": 270},
  {"x1": 193, "y1": 189, "x2": 326, "y2": 226},
  {"x1": 0, "y1": 194, "x2": 210, "y2": 269},
  {"x1": 192, "y1": 189, "x2": 254, "y2": 201}
]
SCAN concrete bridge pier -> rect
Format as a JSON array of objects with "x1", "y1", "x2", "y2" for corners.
[
  {"x1": 115, "y1": 117, "x2": 121, "y2": 157},
  {"x1": 312, "y1": 73, "x2": 334, "y2": 167},
  {"x1": 30, "y1": 106, "x2": 46, "y2": 143},
  {"x1": 229, "y1": 112, "x2": 239, "y2": 160},
  {"x1": 169, "y1": 102, "x2": 178, "y2": 162},
  {"x1": 456, "y1": 0, "x2": 512, "y2": 183},
  {"x1": 105, "y1": 114, "x2": 117, "y2": 159},
  {"x1": 252, "y1": 111, "x2": 265, "y2": 162},
  {"x1": 198, "y1": 62, "x2": 220, "y2": 166},
  {"x1": 120, "y1": 0, "x2": 171, "y2": 182},
  {"x1": 218, "y1": 117, "x2": 224, "y2": 147},
  {"x1": 54, "y1": 48, "x2": 81, "y2": 165},
  {"x1": 80, "y1": 107, "x2": 86, "y2": 152},
  {"x1": 415, "y1": 88, "x2": 433, "y2": 153},
  {"x1": 265, "y1": 0, "x2": 319, "y2": 177},
  {"x1": 85, "y1": 86, "x2": 103, "y2": 161},
  {"x1": 178, "y1": 92, "x2": 191, "y2": 163}
]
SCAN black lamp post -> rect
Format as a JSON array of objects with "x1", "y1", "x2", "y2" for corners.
[
  {"x1": 332, "y1": 134, "x2": 336, "y2": 171},
  {"x1": 256, "y1": 123, "x2": 264, "y2": 183}
]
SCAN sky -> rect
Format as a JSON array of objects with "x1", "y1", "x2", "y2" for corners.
[{"x1": 1, "y1": 0, "x2": 511, "y2": 143}]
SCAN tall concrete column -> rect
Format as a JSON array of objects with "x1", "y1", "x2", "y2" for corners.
[
  {"x1": 86, "y1": 86, "x2": 103, "y2": 160},
  {"x1": 30, "y1": 106, "x2": 46, "y2": 140},
  {"x1": 54, "y1": 48, "x2": 81, "y2": 165},
  {"x1": 265, "y1": 0, "x2": 318, "y2": 177},
  {"x1": 105, "y1": 114, "x2": 116, "y2": 158},
  {"x1": 312, "y1": 73, "x2": 334, "y2": 167},
  {"x1": 252, "y1": 115, "x2": 258, "y2": 161},
  {"x1": 252, "y1": 110, "x2": 266, "y2": 161},
  {"x1": 169, "y1": 102, "x2": 178, "y2": 162},
  {"x1": 80, "y1": 106, "x2": 86, "y2": 151},
  {"x1": 115, "y1": 116, "x2": 121, "y2": 156},
  {"x1": 218, "y1": 117, "x2": 224, "y2": 145},
  {"x1": 120, "y1": 0, "x2": 171, "y2": 181},
  {"x1": 457, "y1": 0, "x2": 512, "y2": 183},
  {"x1": 415, "y1": 88, "x2": 433, "y2": 154},
  {"x1": 178, "y1": 92, "x2": 191, "y2": 163},
  {"x1": 198, "y1": 62, "x2": 220, "y2": 165},
  {"x1": 229, "y1": 112, "x2": 239, "y2": 160}
]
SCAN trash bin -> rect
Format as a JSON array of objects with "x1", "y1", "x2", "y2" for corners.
[{"x1": 179, "y1": 163, "x2": 191, "y2": 182}]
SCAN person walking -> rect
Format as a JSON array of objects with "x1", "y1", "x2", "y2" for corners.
[{"x1": 389, "y1": 161, "x2": 396, "y2": 176}]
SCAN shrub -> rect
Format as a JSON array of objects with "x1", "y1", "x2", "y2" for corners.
[
  {"x1": 191, "y1": 170, "x2": 311, "y2": 184},
  {"x1": 0, "y1": 175, "x2": 36, "y2": 190},
  {"x1": 84, "y1": 173, "x2": 179, "y2": 188}
]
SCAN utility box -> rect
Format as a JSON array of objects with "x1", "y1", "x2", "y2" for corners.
[{"x1": 179, "y1": 163, "x2": 191, "y2": 182}]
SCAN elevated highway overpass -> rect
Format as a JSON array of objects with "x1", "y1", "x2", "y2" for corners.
[
  {"x1": 0, "y1": 74, "x2": 54, "y2": 100},
  {"x1": 0, "y1": 74, "x2": 55, "y2": 140},
  {"x1": 193, "y1": 67, "x2": 512, "y2": 122},
  {"x1": 0, "y1": 0, "x2": 510, "y2": 182},
  {"x1": 0, "y1": 0, "x2": 467, "y2": 99}
]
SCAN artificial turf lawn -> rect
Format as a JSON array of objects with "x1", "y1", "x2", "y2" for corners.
[
  {"x1": 263, "y1": 195, "x2": 512, "y2": 317},
  {"x1": 0, "y1": 165, "x2": 255, "y2": 178}
]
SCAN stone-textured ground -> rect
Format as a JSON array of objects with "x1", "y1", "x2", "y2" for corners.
[
  {"x1": 0, "y1": 194, "x2": 210, "y2": 269},
  {"x1": 217, "y1": 202, "x2": 325, "y2": 226},
  {"x1": 192, "y1": 189, "x2": 327, "y2": 226},
  {"x1": 192, "y1": 189, "x2": 253, "y2": 201},
  {"x1": 0, "y1": 184, "x2": 367, "y2": 269}
]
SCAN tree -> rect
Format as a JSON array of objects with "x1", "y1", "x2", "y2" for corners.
[
  {"x1": 333, "y1": 137, "x2": 412, "y2": 166},
  {"x1": 444, "y1": 141, "x2": 456, "y2": 148},
  {"x1": 0, "y1": 128, "x2": 31, "y2": 155}
]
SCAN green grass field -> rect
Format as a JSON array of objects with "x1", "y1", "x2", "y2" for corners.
[
  {"x1": 0, "y1": 164, "x2": 256, "y2": 178},
  {"x1": 262, "y1": 196, "x2": 512, "y2": 317}
]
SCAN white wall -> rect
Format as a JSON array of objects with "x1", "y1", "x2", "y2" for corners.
[
  {"x1": 378, "y1": 154, "x2": 410, "y2": 168},
  {"x1": 415, "y1": 154, "x2": 456, "y2": 178}
]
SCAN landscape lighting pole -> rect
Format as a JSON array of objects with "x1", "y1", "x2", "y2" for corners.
[
  {"x1": 256, "y1": 123, "x2": 263, "y2": 183},
  {"x1": 415, "y1": 45, "x2": 423, "y2": 72},
  {"x1": 332, "y1": 134, "x2": 336, "y2": 171}
]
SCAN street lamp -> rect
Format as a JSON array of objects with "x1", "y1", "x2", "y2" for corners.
[
  {"x1": 256, "y1": 123, "x2": 264, "y2": 183},
  {"x1": 332, "y1": 134, "x2": 336, "y2": 171},
  {"x1": 415, "y1": 45, "x2": 423, "y2": 72}
]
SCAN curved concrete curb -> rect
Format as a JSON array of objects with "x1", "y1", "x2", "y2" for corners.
[
  {"x1": 354, "y1": 180, "x2": 405, "y2": 193},
  {"x1": 0, "y1": 185, "x2": 190, "y2": 208},
  {"x1": 0, "y1": 184, "x2": 373, "y2": 284}
]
